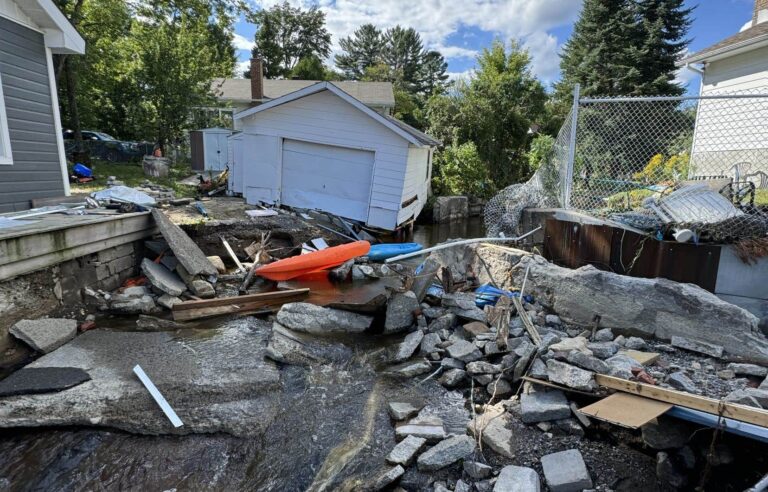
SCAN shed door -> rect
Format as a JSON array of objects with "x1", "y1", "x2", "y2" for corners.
[
  {"x1": 204, "y1": 132, "x2": 228, "y2": 171},
  {"x1": 281, "y1": 139, "x2": 374, "y2": 221}
]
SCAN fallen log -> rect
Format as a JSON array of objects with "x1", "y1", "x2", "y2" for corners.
[{"x1": 172, "y1": 288, "x2": 309, "y2": 321}]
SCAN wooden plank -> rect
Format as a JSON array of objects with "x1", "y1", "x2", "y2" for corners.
[
  {"x1": 173, "y1": 288, "x2": 310, "y2": 312},
  {"x1": 173, "y1": 304, "x2": 277, "y2": 322},
  {"x1": 579, "y1": 393, "x2": 672, "y2": 429},
  {"x1": 595, "y1": 374, "x2": 768, "y2": 428},
  {"x1": 620, "y1": 350, "x2": 660, "y2": 366},
  {"x1": 512, "y1": 296, "x2": 542, "y2": 345}
]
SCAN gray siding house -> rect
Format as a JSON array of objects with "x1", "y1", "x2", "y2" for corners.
[{"x1": 0, "y1": 0, "x2": 85, "y2": 213}]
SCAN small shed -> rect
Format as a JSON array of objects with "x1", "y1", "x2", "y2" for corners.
[
  {"x1": 231, "y1": 82, "x2": 439, "y2": 231},
  {"x1": 189, "y1": 127, "x2": 232, "y2": 172}
]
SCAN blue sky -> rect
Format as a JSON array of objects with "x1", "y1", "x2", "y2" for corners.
[{"x1": 232, "y1": 0, "x2": 756, "y2": 93}]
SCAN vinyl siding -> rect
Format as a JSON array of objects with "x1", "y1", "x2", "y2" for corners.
[
  {"x1": 398, "y1": 146, "x2": 430, "y2": 224},
  {"x1": 691, "y1": 46, "x2": 768, "y2": 177},
  {"x1": 0, "y1": 16, "x2": 65, "y2": 213},
  {"x1": 238, "y1": 90, "x2": 410, "y2": 229}
]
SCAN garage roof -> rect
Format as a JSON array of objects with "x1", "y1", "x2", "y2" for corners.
[
  {"x1": 211, "y1": 78, "x2": 395, "y2": 108},
  {"x1": 233, "y1": 82, "x2": 440, "y2": 148},
  {"x1": 15, "y1": 0, "x2": 85, "y2": 54}
]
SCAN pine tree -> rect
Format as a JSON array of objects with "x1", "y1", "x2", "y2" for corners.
[
  {"x1": 334, "y1": 24, "x2": 385, "y2": 79},
  {"x1": 634, "y1": 0, "x2": 693, "y2": 95},
  {"x1": 382, "y1": 26, "x2": 426, "y2": 91},
  {"x1": 556, "y1": 0, "x2": 639, "y2": 98},
  {"x1": 417, "y1": 50, "x2": 449, "y2": 96}
]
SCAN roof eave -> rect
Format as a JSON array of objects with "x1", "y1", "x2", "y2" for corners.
[
  {"x1": 20, "y1": 0, "x2": 86, "y2": 54},
  {"x1": 681, "y1": 34, "x2": 768, "y2": 66}
]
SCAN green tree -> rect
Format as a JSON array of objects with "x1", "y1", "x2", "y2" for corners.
[
  {"x1": 290, "y1": 55, "x2": 326, "y2": 80},
  {"x1": 335, "y1": 24, "x2": 385, "y2": 79},
  {"x1": 556, "y1": 0, "x2": 639, "y2": 100},
  {"x1": 381, "y1": 26, "x2": 426, "y2": 91},
  {"x1": 433, "y1": 142, "x2": 494, "y2": 198},
  {"x1": 426, "y1": 41, "x2": 546, "y2": 189},
  {"x1": 247, "y1": 2, "x2": 331, "y2": 78},
  {"x1": 418, "y1": 50, "x2": 449, "y2": 96},
  {"x1": 634, "y1": 0, "x2": 693, "y2": 95}
]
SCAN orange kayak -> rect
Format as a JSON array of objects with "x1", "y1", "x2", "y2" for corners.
[{"x1": 256, "y1": 241, "x2": 371, "y2": 281}]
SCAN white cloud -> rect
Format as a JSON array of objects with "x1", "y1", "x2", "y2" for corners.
[
  {"x1": 234, "y1": 59, "x2": 251, "y2": 78},
  {"x1": 434, "y1": 45, "x2": 478, "y2": 60},
  {"x1": 245, "y1": 0, "x2": 581, "y2": 81},
  {"x1": 447, "y1": 68, "x2": 476, "y2": 81},
  {"x1": 233, "y1": 32, "x2": 255, "y2": 51},
  {"x1": 740, "y1": 19, "x2": 753, "y2": 32}
]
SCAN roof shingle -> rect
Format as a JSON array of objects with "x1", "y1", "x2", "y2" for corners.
[
  {"x1": 682, "y1": 22, "x2": 768, "y2": 64},
  {"x1": 211, "y1": 78, "x2": 395, "y2": 108}
]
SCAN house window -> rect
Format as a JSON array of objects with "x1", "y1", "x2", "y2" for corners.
[{"x1": 0, "y1": 73, "x2": 12, "y2": 165}]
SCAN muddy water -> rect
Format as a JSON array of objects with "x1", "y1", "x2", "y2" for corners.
[
  {"x1": 0, "y1": 318, "x2": 470, "y2": 491},
  {"x1": 411, "y1": 218, "x2": 486, "y2": 247}
]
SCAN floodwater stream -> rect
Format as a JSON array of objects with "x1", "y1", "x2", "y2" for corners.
[{"x1": 0, "y1": 217, "x2": 487, "y2": 491}]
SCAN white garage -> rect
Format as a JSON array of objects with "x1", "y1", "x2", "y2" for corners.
[{"x1": 229, "y1": 82, "x2": 439, "y2": 231}]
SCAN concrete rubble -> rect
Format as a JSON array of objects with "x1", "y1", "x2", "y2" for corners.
[{"x1": 4, "y1": 221, "x2": 768, "y2": 491}]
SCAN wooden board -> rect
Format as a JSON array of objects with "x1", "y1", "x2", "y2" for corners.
[
  {"x1": 579, "y1": 393, "x2": 672, "y2": 428},
  {"x1": 620, "y1": 350, "x2": 660, "y2": 366},
  {"x1": 511, "y1": 296, "x2": 542, "y2": 345},
  {"x1": 595, "y1": 374, "x2": 768, "y2": 428},
  {"x1": 172, "y1": 288, "x2": 309, "y2": 321}
]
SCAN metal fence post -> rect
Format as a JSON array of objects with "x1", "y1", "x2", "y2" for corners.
[{"x1": 564, "y1": 84, "x2": 580, "y2": 208}]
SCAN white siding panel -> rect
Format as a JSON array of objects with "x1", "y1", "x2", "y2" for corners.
[
  {"x1": 397, "y1": 146, "x2": 431, "y2": 224},
  {"x1": 243, "y1": 134, "x2": 280, "y2": 204},
  {"x1": 238, "y1": 89, "x2": 411, "y2": 229},
  {"x1": 692, "y1": 48, "x2": 768, "y2": 178}
]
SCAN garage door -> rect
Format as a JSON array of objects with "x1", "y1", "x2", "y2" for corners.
[{"x1": 281, "y1": 139, "x2": 374, "y2": 221}]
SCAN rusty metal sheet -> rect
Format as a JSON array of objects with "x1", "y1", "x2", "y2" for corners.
[
  {"x1": 543, "y1": 217, "x2": 721, "y2": 292},
  {"x1": 543, "y1": 217, "x2": 613, "y2": 271}
]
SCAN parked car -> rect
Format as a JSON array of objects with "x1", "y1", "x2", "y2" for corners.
[{"x1": 63, "y1": 130, "x2": 150, "y2": 162}]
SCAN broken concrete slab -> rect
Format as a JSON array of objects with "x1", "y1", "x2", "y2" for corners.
[
  {"x1": 540, "y1": 449, "x2": 593, "y2": 492},
  {"x1": 10, "y1": 318, "x2": 77, "y2": 353},
  {"x1": 464, "y1": 461, "x2": 492, "y2": 480},
  {"x1": 151, "y1": 209, "x2": 218, "y2": 277},
  {"x1": 385, "y1": 360, "x2": 433, "y2": 378},
  {"x1": 0, "y1": 319, "x2": 281, "y2": 436},
  {"x1": 670, "y1": 336, "x2": 723, "y2": 358},
  {"x1": 394, "y1": 331, "x2": 425, "y2": 362},
  {"x1": 369, "y1": 465, "x2": 405, "y2": 490},
  {"x1": 276, "y1": 302, "x2": 373, "y2": 334},
  {"x1": 266, "y1": 322, "x2": 354, "y2": 366},
  {"x1": 667, "y1": 372, "x2": 698, "y2": 394},
  {"x1": 396, "y1": 415, "x2": 446, "y2": 442},
  {"x1": 110, "y1": 295, "x2": 156, "y2": 315},
  {"x1": 509, "y1": 254, "x2": 767, "y2": 364},
  {"x1": 420, "y1": 333, "x2": 442, "y2": 355},
  {"x1": 566, "y1": 351, "x2": 610, "y2": 374},
  {"x1": 585, "y1": 341, "x2": 619, "y2": 359},
  {"x1": 386, "y1": 435, "x2": 427, "y2": 466},
  {"x1": 388, "y1": 401, "x2": 424, "y2": 421},
  {"x1": 726, "y1": 363, "x2": 768, "y2": 377},
  {"x1": 494, "y1": 465, "x2": 541, "y2": 492},
  {"x1": 416, "y1": 434, "x2": 475, "y2": 472},
  {"x1": 189, "y1": 279, "x2": 215, "y2": 299},
  {"x1": 545, "y1": 360, "x2": 596, "y2": 391},
  {"x1": 438, "y1": 369, "x2": 466, "y2": 388},
  {"x1": 520, "y1": 390, "x2": 571, "y2": 424},
  {"x1": 141, "y1": 259, "x2": 186, "y2": 297},
  {"x1": 467, "y1": 405, "x2": 515, "y2": 458},
  {"x1": 445, "y1": 340, "x2": 483, "y2": 362},
  {"x1": 0, "y1": 367, "x2": 90, "y2": 396},
  {"x1": 157, "y1": 294, "x2": 182, "y2": 310},
  {"x1": 385, "y1": 291, "x2": 420, "y2": 333}
]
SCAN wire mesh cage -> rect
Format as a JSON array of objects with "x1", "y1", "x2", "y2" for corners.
[{"x1": 485, "y1": 85, "x2": 768, "y2": 242}]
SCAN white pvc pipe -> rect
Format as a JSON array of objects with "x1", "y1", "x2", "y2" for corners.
[
  {"x1": 133, "y1": 364, "x2": 184, "y2": 428},
  {"x1": 384, "y1": 226, "x2": 542, "y2": 263}
]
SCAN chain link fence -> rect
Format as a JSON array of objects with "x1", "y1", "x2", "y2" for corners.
[{"x1": 486, "y1": 86, "x2": 768, "y2": 242}]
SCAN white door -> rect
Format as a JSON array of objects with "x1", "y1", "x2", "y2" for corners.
[
  {"x1": 204, "y1": 132, "x2": 228, "y2": 171},
  {"x1": 281, "y1": 139, "x2": 374, "y2": 221},
  {"x1": 243, "y1": 135, "x2": 280, "y2": 204}
]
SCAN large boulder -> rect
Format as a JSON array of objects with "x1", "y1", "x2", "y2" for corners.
[
  {"x1": 509, "y1": 255, "x2": 768, "y2": 364},
  {"x1": 276, "y1": 303, "x2": 373, "y2": 334}
]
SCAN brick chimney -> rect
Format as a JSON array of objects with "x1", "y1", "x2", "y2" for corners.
[
  {"x1": 754, "y1": 0, "x2": 768, "y2": 26},
  {"x1": 250, "y1": 58, "x2": 263, "y2": 101}
]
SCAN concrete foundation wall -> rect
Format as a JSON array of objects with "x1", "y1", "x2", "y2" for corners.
[{"x1": 0, "y1": 240, "x2": 144, "y2": 366}]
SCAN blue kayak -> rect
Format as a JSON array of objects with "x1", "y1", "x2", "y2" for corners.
[{"x1": 367, "y1": 242, "x2": 423, "y2": 261}]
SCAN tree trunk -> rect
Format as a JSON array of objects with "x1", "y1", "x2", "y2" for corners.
[{"x1": 64, "y1": 57, "x2": 86, "y2": 162}]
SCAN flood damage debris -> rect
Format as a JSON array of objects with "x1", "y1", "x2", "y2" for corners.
[
  {"x1": 10, "y1": 318, "x2": 77, "y2": 353},
  {"x1": 151, "y1": 209, "x2": 218, "y2": 278},
  {"x1": 0, "y1": 367, "x2": 90, "y2": 397},
  {"x1": 0, "y1": 320, "x2": 281, "y2": 436},
  {"x1": 133, "y1": 365, "x2": 183, "y2": 428}
]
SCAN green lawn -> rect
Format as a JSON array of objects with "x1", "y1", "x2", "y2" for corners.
[{"x1": 70, "y1": 159, "x2": 198, "y2": 198}]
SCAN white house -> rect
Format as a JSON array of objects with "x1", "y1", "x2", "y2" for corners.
[
  {"x1": 0, "y1": 0, "x2": 85, "y2": 212},
  {"x1": 682, "y1": 0, "x2": 768, "y2": 181},
  {"x1": 230, "y1": 82, "x2": 439, "y2": 231}
]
